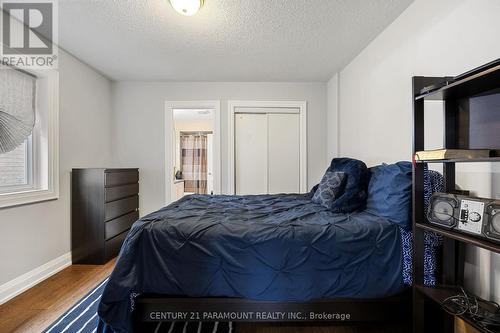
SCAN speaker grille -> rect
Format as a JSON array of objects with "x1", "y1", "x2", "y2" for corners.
[
  {"x1": 427, "y1": 194, "x2": 458, "y2": 228},
  {"x1": 433, "y1": 201, "x2": 454, "y2": 221},
  {"x1": 490, "y1": 209, "x2": 500, "y2": 233},
  {"x1": 485, "y1": 204, "x2": 500, "y2": 243}
]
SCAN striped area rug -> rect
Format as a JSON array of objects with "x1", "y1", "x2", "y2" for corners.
[{"x1": 43, "y1": 278, "x2": 234, "y2": 333}]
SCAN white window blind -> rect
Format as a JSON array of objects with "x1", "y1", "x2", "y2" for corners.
[
  {"x1": 0, "y1": 64, "x2": 36, "y2": 154},
  {"x1": 0, "y1": 65, "x2": 36, "y2": 193}
]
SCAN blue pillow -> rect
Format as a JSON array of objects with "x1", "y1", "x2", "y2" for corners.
[
  {"x1": 312, "y1": 171, "x2": 347, "y2": 209},
  {"x1": 312, "y1": 158, "x2": 369, "y2": 213},
  {"x1": 366, "y1": 161, "x2": 412, "y2": 227}
]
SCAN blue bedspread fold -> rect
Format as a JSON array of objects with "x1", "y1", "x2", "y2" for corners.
[{"x1": 98, "y1": 193, "x2": 405, "y2": 332}]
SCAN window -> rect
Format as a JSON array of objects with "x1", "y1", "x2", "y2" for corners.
[
  {"x1": 0, "y1": 65, "x2": 59, "y2": 208},
  {"x1": 0, "y1": 136, "x2": 33, "y2": 192}
]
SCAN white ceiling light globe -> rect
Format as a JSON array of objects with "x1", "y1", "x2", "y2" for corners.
[{"x1": 169, "y1": 0, "x2": 204, "y2": 16}]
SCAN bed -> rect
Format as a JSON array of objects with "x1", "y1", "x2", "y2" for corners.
[
  {"x1": 97, "y1": 160, "x2": 440, "y2": 332},
  {"x1": 98, "y1": 193, "x2": 411, "y2": 331}
]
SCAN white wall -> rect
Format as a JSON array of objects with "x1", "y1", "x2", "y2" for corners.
[
  {"x1": 326, "y1": 74, "x2": 339, "y2": 161},
  {"x1": 0, "y1": 49, "x2": 113, "y2": 287},
  {"x1": 111, "y1": 82, "x2": 328, "y2": 216},
  {"x1": 335, "y1": 0, "x2": 500, "y2": 165},
  {"x1": 328, "y1": 0, "x2": 500, "y2": 301}
]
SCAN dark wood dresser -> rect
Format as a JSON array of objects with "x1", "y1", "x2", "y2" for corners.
[{"x1": 71, "y1": 168, "x2": 139, "y2": 264}]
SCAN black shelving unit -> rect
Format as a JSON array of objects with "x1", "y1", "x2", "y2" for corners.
[
  {"x1": 412, "y1": 60, "x2": 500, "y2": 333},
  {"x1": 414, "y1": 285, "x2": 499, "y2": 333},
  {"x1": 415, "y1": 157, "x2": 500, "y2": 164}
]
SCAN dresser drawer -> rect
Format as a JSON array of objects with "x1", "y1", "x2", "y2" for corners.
[
  {"x1": 72, "y1": 168, "x2": 139, "y2": 264},
  {"x1": 105, "y1": 183, "x2": 139, "y2": 202},
  {"x1": 105, "y1": 195, "x2": 138, "y2": 221},
  {"x1": 105, "y1": 230, "x2": 129, "y2": 261},
  {"x1": 105, "y1": 210, "x2": 138, "y2": 240},
  {"x1": 105, "y1": 170, "x2": 138, "y2": 187}
]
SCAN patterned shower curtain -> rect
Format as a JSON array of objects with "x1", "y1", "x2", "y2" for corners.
[{"x1": 180, "y1": 134, "x2": 208, "y2": 194}]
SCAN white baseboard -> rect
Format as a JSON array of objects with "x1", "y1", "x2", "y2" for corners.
[{"x1": 0, "y1": 252, "x2": 72, "y2": 305}]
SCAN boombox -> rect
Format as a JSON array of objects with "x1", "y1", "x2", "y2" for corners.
[{"x1": 427, "y1": 193, "x2": 500, "y2": 243}]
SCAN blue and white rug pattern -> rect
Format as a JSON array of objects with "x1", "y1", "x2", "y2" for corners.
[
  {"x1": 43, "y1": 278, "x2": 233, "y2": 333},
  {"x1": 43, "y1": 278, "x2": 108, "y2": 333}
]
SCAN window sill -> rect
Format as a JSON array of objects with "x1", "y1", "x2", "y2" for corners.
[{"x1": 0, "y1": 188, "x2": 59, "y2": 209}]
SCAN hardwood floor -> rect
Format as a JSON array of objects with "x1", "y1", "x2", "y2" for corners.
[
  {"x1": 0, "y1": 259, "x2": 115, "y2": 333},
  {"x1": 0, "y1": 259, "x2": 409, "y2": 333}
]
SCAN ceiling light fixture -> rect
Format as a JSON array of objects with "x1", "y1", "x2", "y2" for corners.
[{"x1": 169, "y1": 0, "x2": 204, "y2": 16}]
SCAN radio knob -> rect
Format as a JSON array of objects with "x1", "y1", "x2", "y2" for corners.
[{"x1": 469, "y1": 212, "x2": 481, "y2": 222}]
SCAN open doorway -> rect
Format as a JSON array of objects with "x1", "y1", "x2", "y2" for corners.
[
  {"x1": 173, "y1": 109, "x2": 213, "y2": 198},
  {"x1": 165, "y1": 101, "x2": 221, "y2": 204}
]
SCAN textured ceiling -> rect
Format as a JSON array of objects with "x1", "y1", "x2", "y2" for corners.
[{"x1": 58, "y1": 0, "x2": 413, "y2": 81}]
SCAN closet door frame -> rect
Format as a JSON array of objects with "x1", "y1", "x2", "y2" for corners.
[{"x1": 227, "y1": 100, "x2": 307, "y2": 195}]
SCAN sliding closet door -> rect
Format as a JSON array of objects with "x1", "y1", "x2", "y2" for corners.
[
  {"x1": 268, "y1": 113, "x2": 300, "y2": 194},
  {"x1": 235, "y1": 113, "x2": 268, "y2": 195}
]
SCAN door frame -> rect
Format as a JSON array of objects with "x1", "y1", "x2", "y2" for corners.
[
  {"x1": 164, "y1": 100, "x2": 221, "y2": 205},
  {"x1": 227, "y1": 100, "x2": 307, "y2": 195}
]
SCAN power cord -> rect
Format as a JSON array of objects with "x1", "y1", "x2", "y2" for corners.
[{"x1": 441, "y1": 287, "x2": 500, "y2": 332}]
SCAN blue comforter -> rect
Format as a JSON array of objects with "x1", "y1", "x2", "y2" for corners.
[{"x1": 98, "y1": 193, "x2": 405, "y2": 332}]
